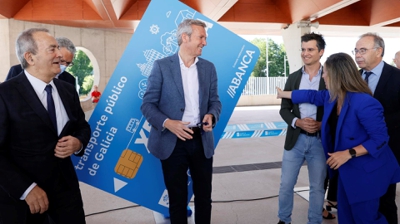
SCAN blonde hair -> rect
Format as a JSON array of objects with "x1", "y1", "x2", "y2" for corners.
[{"x1": 325, "y1": 53, "x2": 372, "y2": 103}]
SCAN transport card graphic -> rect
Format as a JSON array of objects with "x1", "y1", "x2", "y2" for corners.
[{"x1": 72, "y1": 0, "x2": 260, "y2": 215}]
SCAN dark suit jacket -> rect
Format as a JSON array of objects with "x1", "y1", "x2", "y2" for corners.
[
  {"x1": 280, "y1": 67, "x2": 326, "y2": 150},
  {"x1": 0, "y1": 74, "x2": 90, "y2": 202},
  {"x1": 361, "y1": 62, "x2": 400, "y2": 163},
  {"x1": 6, "y1": 64, "x2": 76, "y2": 86},
  {"x1": 293, "y1": 90, "x2": 400, "y2": 204},
  {"x1": 141, "y1": 53, "x2": 222, "y2": 160}
]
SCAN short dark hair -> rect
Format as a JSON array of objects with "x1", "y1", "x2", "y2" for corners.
[{"x1": 301, "y1": 32, "x2": 326, "y2": 51}]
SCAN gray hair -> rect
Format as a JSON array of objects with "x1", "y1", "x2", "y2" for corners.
[
  {"x1": 176, "y1": 19, "x2": 206, "y2": 46},
  {"x1": 360, "y1": 32, "x2": 385, "y2": 57},
  {"x1": 16, "y1": 28, "x2": 50, "y2": 69},
  {"x1": 56, "y1": 37, "x2": 76, "y2": 55}
]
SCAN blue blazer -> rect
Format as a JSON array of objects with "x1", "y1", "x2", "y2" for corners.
[
  {"x1": 292, "y1": 90, "x2": 400, "y2": 204},
  {"x1": 141, "y1": 53, "x2": 222, "y2": 160}
]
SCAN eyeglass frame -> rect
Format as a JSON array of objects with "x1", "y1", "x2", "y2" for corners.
[
  {"x1": 352, "y1": 47, "x2": 379, "y2": 55},
  {"x1": 60, "y1": 60, "x2": 74, "y2": 67}
]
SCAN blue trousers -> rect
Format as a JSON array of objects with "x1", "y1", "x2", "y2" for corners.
[
  {"x1": 337, "y1": 174, "x2": 388, "y2": 224},
  {"x1": 278, "y1": 134, "x2": 326, "y2": 224}
]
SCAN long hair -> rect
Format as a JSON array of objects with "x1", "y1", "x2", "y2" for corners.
[{"x1": 325, "y1": 53, "x2": 372, "y2": 103}]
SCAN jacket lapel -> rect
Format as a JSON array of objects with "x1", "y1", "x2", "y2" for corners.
[
  {"x1": 374, "y1": 62, "x2": 391, "y2": 98},
  {"x1": 54, "y1": 79, "x2": 73, "y2": 121},
  {"x1": 334, "y1": 93, "x2": 351, "y2": 150},
  {"x1": 15, "y1": 74, "x2": 56, "y2": 132},
  {"x1": 197, "y1": 59, "x2": 206, "y2": 107},
  {"x1": 170, "y1": 54, "x2": 184, "y2": 99}
]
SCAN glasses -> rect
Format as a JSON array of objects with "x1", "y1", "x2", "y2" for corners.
[
  {"x1": 352, "y1": 47, "x2": 377, "y2": 55},
  {"x1": 60, "y1": 60, "x2": 74, "y2": 67}
]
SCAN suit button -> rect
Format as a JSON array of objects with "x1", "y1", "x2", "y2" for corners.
[{"x1": 180, "y1": 108, "x2": 184, "y2": 112}]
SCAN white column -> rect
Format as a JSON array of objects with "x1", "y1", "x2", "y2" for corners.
[{"x1": 0, "y1": 19, "x2": 11, "y2": 82}]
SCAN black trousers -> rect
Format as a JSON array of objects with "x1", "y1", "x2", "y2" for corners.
[
  {"x1": 379, "y1": 183, "x2": 398, "y2": 224},
  {"x1": 161, "y1": 132, "x2": 213, "y2": 224}
]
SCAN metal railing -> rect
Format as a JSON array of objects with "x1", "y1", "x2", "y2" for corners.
[{"x1": 242, "y1": 77, "x2": 288, "y2": 95}]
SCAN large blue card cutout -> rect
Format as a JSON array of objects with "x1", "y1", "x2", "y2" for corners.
[{"x1": 72, "y1": 0, "x2": 260, "y2": 215}]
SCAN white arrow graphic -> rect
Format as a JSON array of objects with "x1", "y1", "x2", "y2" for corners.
[{"x1": 114, "y1": 178, "x2": 128, "y2": 192}]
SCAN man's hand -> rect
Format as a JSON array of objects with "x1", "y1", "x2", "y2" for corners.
[
  {"x1": 164, "y1": 120, "x2": 193, "y2": 141},
  {"x1": 202, "y1": 114, "x2": 214, "y2": 132},
  {"x1": 25, "y1": 186, "x2": 49, "y2": 214},
  {"x1": 296, "y1": 117, "x2": 320, "y2": 133},
  {"x1": 55, "y1": 136, "x2": 82, "y2": 158}
]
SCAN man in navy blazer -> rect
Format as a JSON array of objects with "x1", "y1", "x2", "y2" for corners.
[
  {"x1": 0, "y1": 28, "x2": 90, "y2": 223},
  {"x1": 6, "y1": 37, "x2": 76, "y2": 87},
  {"x1": 355, "y1": 32, "x2": 400, "y2": 224},
  {"x1": 141, "y1": 19, "x2": 221, "y2": 224}
]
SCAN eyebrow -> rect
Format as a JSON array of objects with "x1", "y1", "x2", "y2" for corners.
[{"x1": 47, "y1": 44, "x2": 58, "y2": 49}]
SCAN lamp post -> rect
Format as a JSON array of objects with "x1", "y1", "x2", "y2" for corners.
[{"x1": 283, "y1": 56, "x2": 286, "y2": 77}]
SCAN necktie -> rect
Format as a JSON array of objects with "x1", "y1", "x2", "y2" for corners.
[
  {"x1": 364, "y1": 71, "x2": 373, "y2": 84},
  {"x1": 45, "y1": 85, "x2": 57, "y2": 131}
]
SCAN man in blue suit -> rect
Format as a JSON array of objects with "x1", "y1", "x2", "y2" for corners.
[
  {"x1": 0, "y1": 28, "x2": 90, "y2": 223},
  {"x1": 141, "y1": 19, "x2": 221, "y2": 224},
  {"x1": 355, "y1": 32, "x2": 400, "y2": 224}
]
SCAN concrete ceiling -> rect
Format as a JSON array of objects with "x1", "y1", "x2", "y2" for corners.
[{"x1": 1, "y1": 0, "x2": 400, "y2": 36}]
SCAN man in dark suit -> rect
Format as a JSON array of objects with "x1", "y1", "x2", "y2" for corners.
[
  {"x1": 355, "y1": 32, "x2": 400, "y2": 224},
  {"x1": 141, "y1": 19, "x2": 221, "y2": 224},
  {"x1": 277, "y1": 33, "x2": 327, "y2": 224},
  {"x1": 0, "y1": 28, "x2": 90, "y2": 223},
  {"x1": 6, "y1": 37, "x2": 76, "y2": 87}
]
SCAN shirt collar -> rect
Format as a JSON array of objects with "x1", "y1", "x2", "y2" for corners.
[
  {"x1": 24, "y1": 70, "x2": 55, "y2": 95},
  {"x1": 178, "y1": 54, "x2": 199, "y2": 68},
  {"x1": 301, "y1": 64, "x2": 323, "y2": 77},
  {"x1": 363, "y1": 61, "x2": 384, "y2": 76}
]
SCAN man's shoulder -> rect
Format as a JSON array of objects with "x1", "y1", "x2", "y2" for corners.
[
  {"x1": 58, "y1": 71, "x2": 76, "y2": 86},
  {"x1": 157, "y1": 54, "x2": 175, "y2": 63},
  {"x1": 286, "y1": 67, "x2": 302, "y2": 80},
  {"x1": 197, "y1": 57, "x2": 214, "y2": 67}
]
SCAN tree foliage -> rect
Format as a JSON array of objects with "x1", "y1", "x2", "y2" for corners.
[
  {"x1": 66, "y1": 50, "x2": 93, "y2": 95},
  {"x1": 250, "y1": 38, "x2": 289, "y2": 77}
]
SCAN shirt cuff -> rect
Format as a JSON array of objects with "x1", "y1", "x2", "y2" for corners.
[
  {"x1": 74, "y1": 143, "x2": 84, "y2": 155},
  {"x1": 20, "y1": 182, "x2": 37, "y2": 200},
  {"x1": 291, "y1": 117, "x2": 298, "y2": 129},
  {"x1": 162, "y1": 118, "x2": 169, "y2": 131}
]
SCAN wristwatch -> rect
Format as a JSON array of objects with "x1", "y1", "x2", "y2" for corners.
[{"x1": 349, "y1": 148, "x2": 356, "y2": 158}]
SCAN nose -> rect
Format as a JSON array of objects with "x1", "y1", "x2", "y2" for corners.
[{"x1": 55, "y1": 47, "x2": 62, "y2": 58}]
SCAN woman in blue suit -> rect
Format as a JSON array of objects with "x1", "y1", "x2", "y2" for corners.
[{"x1": 277, "y1": 52, "x2": 400, "y2": 223}]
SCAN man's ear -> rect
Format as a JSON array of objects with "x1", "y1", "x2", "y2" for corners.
[{"x1": 24, "y1": 52, "x2": 34, "y2": 65}]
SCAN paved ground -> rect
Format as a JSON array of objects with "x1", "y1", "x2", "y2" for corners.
[{"x1": 81, "y1": 106, "x2": 400, "y2": 224}]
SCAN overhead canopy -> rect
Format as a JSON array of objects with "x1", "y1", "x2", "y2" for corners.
[{"x1": 1, "y1": 0, "x2": 400, "y2": 35}]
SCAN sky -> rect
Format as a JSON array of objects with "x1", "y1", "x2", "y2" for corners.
[{"x1": 240, "y1": 35, "x2": 399, "y2": 67}]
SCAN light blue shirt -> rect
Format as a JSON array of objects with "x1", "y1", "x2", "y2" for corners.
[
  {"x1": 291, "y1": 65, "x2": 322, "y2": 128},
  {"x1": 362, "y1": 61, "x2": 384, "y2": 94}
]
